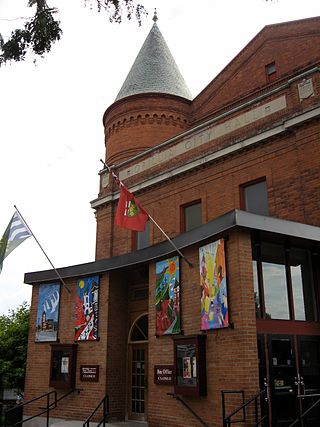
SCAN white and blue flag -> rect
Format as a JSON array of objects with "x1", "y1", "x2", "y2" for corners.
[{"x1": 0, "y1": 211, "x2": 32, "y2": 272}]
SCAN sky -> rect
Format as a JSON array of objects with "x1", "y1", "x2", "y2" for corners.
[{"x1": 0, "y1": 0, "x2": 319, "y2": 315}]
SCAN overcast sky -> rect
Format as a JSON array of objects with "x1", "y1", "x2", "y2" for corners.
[{"x1": 0, "y1": 0, "x2": 319, "y2": 315}]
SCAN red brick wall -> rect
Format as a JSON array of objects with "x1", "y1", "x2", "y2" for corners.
[
  {"x1": 103, "y1": 94, "x2": 191, "y2": 165},
  {"x1": 147, "y1": 230, "x2": 259, "y2": 427},
  {"x1": 24, "y1": 276, "x2": 109, "y2": 422},
  {"x1": 104, "y1": 271, "x2": 128, "y2": 420},
  {"x1": 191, "y1": 17, "x2": 320, "y2": 122},
  {"x1": 96, "y1": 112, "x2": 320, "y2": 263}
]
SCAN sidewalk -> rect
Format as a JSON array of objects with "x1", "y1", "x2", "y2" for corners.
[
  {"x1": 50, "y1": 422, "x2": 147, "y2": 427},
  {"x1": 23, "y1": 417, "x2": 148, "y2": 427}
]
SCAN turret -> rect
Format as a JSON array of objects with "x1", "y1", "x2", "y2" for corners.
[{"x1": 102, "y1": 10, "x2": 193, "y2": 166}]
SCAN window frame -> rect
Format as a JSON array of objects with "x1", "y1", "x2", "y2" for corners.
[
  {"x1": 265, "y1": 61, "x2": 277, "y2": 82},
  {"x1": 252, "y1": 238, "x2": 319, "y2": 324},
  {"x1": 132, "y1": 221, "x2": 150, "y2": 251},
  {"x1": 180, "y1": 200, "x2": 202, "y2": 233},
  {"x1": 240, "y1": 178, "x2": 269, "y2": 216},
  {"x1": 128, "y1": 314, "x2": 148, "y2": 344}
]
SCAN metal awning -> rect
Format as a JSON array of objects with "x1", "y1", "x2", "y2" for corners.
[{"x1": 24, "y1": 209, "x2": 320, "y2": 284}]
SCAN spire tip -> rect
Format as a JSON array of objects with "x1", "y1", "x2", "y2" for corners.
[{"x1": 153, "y1": 8, "x2": 158, "y2": 23}]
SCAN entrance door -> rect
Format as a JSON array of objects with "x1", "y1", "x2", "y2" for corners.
[
  {"x1": 268, "y1": 336, "x2": 299, "y2": 426},
  {"x1": 128, "y1": 344, "x2": 147, "y2": 421},
  {"x1": 263, "y1": 335, "x2": 320, "y2": 427},
  {"x1": 127, "y1": 314, "x2": 148, "y2": 421},
  {"x1": 298, "y1": 337, "x2": 320, "y2": 426}
]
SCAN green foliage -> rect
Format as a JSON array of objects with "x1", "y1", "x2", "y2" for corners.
[
  {"x1": 0, "y1": 29, "x2": 31, "y2": 63},
  {"x1": 0, "y1": 0, "x2": 147, "y2": 65},
  {"x1": 25, "y1": 5, "x2": 62, "y2": 56},
  {"x1": 84, "y1": 0, "x2": 146, "y2": 24},
  {"x1": 0, "y1": 1, "x2": 61, "y2": 65},
  {"x1": 0, "y1": 302, "x2": 30, "y2": 391}
]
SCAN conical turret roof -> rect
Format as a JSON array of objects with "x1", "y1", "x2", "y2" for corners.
[{"x1": 115, "y1": 13, "x2": 192, "y2": 102}]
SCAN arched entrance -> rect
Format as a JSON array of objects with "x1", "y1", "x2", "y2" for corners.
[{"x1": 128, "y1": 314, "x2": 148, "y2": 421}]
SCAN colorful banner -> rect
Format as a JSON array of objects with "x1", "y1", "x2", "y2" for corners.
[
  {"x1": 74, "y1": 276, "x2": 99, "y2": 341},
  {"x1": 199, "y1": 239, "x2": 229, "y2": 330},
  {"x1": 35, "y1": 283, "x2": 60, "y2": 342},
  {"x1": 156, "y1": 256, "x2": 180, "y2": 336}
]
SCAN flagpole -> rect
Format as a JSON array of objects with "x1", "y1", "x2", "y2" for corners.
[
  {"x1": 14, "y1": 205, "x2": 71, "y2": 294},
  {"x1": 100, "y1": 160, "x2": 193, "y2": 267},
  {"x1": 100, "y1": 159, "x2": 112, "y2": 173},
  {"x1": 147, "y1": 215, "x2": 193, "y2": 267}
]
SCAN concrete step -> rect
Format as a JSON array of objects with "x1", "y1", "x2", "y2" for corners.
[
  {"x1": 50, "y1": 422, "x2": 147, "y2": 427},
  {"x1": 107, "y1": 423, "x2": 147, "y2": 427},
  {"x1": 23, "y1": 416, "x2": 148, "y2": 427}
]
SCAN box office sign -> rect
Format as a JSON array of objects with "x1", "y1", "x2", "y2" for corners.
[
  {"x1": 154, "y1": 365, "x2": 174, "y2": 385},
  {"x1": 80, "y1": 365, "x2": 99, "y2": 382}
]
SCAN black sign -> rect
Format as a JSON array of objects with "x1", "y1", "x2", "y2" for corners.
[
  {"x1": 80, "y1": 365, "x2": 99, "y2": 382},
  {"x1": 154, "y1": 365, "x2": 174, "y2": 385}
]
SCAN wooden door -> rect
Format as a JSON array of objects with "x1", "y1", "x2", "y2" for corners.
[{"x1": 128, "y1": 343, "x2": 148, "y2": 421}]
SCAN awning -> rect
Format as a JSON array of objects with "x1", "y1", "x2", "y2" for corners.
[{"x1": 24, "y1": 209, "x2": 320, "y2": 284}]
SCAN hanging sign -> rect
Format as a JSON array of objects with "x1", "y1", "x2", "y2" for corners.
[
  {"x1": 154, "y1": 365, "x2": 174, "y2": 385},
  {"x1": 80, "y1": 365, "x2": 100, "y2": 382}
]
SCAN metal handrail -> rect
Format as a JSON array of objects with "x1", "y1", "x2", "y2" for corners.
[
  {"x1": 288, "y1": 393, "x2": 320, "y2": 427},
  {"x1": 82, "y1": 395, "x2": 109, "y2": 427},
  {"x1": 4, "y1": 390, "x2": 56, "y2": 427},
  {"x1": 167, "y1": 393, "x2": 211, "y2": 427},
  {"x1": 222, "y1": 390, "x2": 245, "y2": 426},
  {"x1": 53, "y1": 388, "x2": 79, "y2": 406},
  {"x1": 4, "y1": 389, "x2": 79, "y2": 427},
  {"x1": 222, "y1": 388, "x2": 268, "y2": 427}
]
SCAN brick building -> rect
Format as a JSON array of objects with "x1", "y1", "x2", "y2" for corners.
[{"x1": 22, "y1": 14, "x2": 320, "y2": 427}]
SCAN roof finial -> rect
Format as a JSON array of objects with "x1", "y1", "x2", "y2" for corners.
[{"x1": 153, "y1": 8, "x2": 158, "y2": 23}]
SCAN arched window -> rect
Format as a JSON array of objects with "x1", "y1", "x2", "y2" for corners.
[{"x1": 129, "y1": 314, "x2": 148, "y2": 343}]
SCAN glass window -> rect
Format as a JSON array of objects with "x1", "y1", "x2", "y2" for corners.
[
  {"x1": 176, "y1": 344, "x2": 197, "y2": 387},
  {"x1": 263, "y1": 262, "x2": 289, "y2": 319},
  {"x1": 299, "y1": 338, "x2": 320, "y2": 393},
  {"x1": 137, "y1": 222, "x2": 150, "y2": 250},
  {"x1": 243, "y1": 180, "x2": 269, "y2": 215},
  {"x1": 290, "y1": 248, "x2": 315, "y2": 321},
  {"x1": 252, "y1": 240, "x2": 317, "y2": 322},
  {"x1": 183, "y1": 202, "x2": 202, "y2": 232},
  {"x1": 266, "y1": 62, "x2": 277, "y2": 82},
  {"x1": 266, "y1": 62, "x2": 276, "y2": 75},
  {"x1": 130, "y1": 315, "x2": 148, "y2": 342},
  {"x1": 271, "y1": 338, "x2": 293, "y2": 366},
  {"x1": 261, "y1": 243, "x2": 289, "y2": 320}
]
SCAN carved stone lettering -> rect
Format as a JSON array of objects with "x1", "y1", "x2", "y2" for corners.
[{"x1": 117, "y1": 96, "x2": 287, "y2": 180}]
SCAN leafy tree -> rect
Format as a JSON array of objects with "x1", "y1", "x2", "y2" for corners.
[
  {"x1": 0, "y1": 0, "x2": 147, "y2": 65},
  {"x1": 0, "y1": 303, "x2": 30, "y2": 392}
]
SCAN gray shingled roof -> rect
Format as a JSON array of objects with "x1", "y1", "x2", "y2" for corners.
[{"x1": 115, "y1": 21, "x2": 192, "y2": 101}]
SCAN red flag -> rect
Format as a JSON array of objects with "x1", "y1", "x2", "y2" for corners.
[{"x1": 115, "y1": 184, "x2": 149, "y2": 232}]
